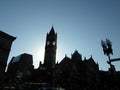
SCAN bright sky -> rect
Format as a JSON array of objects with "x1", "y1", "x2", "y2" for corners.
[{"x1": 0, "y1": 0, "x2": 120, "y2": 71}]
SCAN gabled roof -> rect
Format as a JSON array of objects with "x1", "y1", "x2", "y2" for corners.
[
  {"x1": 59, "y1": 55, "x2": 72, "y2": 71},
  {"x1": 72, "y1": 50, "x2": 82, "y2": 62},
  {"x1": 83, "y1": 55, "x2": 97, "y2": 65},
  {"x1": 60, "y1": 55, "x2": 71, "y2": 64}
]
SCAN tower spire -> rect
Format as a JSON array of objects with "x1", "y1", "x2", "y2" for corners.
[{"x1": 49, "y1": 26, "x2": 55, "y2": 35}]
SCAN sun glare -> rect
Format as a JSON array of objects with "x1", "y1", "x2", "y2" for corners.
[
  {"x1": 30, "y1": 40, "x2": 67, "y2": 68},
  {"x1": 31, "y1": 45, "x2": 45, "y2": 69}
]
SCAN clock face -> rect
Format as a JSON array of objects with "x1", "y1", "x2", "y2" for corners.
[
  {"x1": 47, "y1": 41, "x2": 50, "y2": 45},
  {"x1": 52, "y1": 41, "x2": 55, "y2": 45},
  {"x1": 47, "y1": 41, "x2": 55, "y2": 46}
]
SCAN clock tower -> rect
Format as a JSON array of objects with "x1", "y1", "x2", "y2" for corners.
[{"x1": 44, "y1": 27, "x2": 57, "y2": 71}]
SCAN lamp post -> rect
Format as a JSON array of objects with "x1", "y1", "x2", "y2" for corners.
[{"x1": 101, "y1": 38, "x2": 114, "y2": 72}]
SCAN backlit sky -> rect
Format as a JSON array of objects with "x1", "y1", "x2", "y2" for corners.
[{"x1": 0, "y1": 0, "x2": 120, "y2": 71}]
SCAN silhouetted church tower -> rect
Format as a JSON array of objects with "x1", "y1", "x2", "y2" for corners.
[{"x1": 44, "y1": 27, "x2": 57, "y2": 71}]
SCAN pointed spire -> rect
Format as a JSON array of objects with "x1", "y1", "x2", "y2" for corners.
[
  {"x1": 84, "y1": 57, "x2": 86, "y2": 60},
  {"x1": 65, "y1": 54, "x2": 67, "y2": 57},
  {"x1": 49, "y1": 26, "x2": 55, "y2": 35},
  {"x1": 90, "y1": 55, "x2": 93, "y2": 59},
  {"x1": 90, "y1": 55, "x2": 92, "y2": 58}
]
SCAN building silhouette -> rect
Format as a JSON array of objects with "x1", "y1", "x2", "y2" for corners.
[
  {"x1": 0, "y1": 28, "x2": 120, "y2": 90},
  {"x1": 7, "y1": 53, "x2": 34, "y2": 81},
  {"x1": 0, "y1": 31, "x2": 16, "y2": 83},
  {"x1": 55, "y1": 51, "x2": 100, "y2": 89},
  {"x1": 44, "y1": 26, "x2": 57, "y2": 71}
]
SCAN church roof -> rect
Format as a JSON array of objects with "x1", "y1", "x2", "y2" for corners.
[
  {"x1": 59, "y1": 55, "x2": 72, "y2": 70},
  {"x1": 60, "y1": 54, "x2": 71, "y2": 64}
]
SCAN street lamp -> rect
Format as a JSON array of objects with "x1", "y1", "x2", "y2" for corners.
[
  {"x1": 101, "y1": 38, "x2": 113, "y2": 55},
  {"x1": 101, "y1": 38, "x2": 115, "y2": 72}
]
